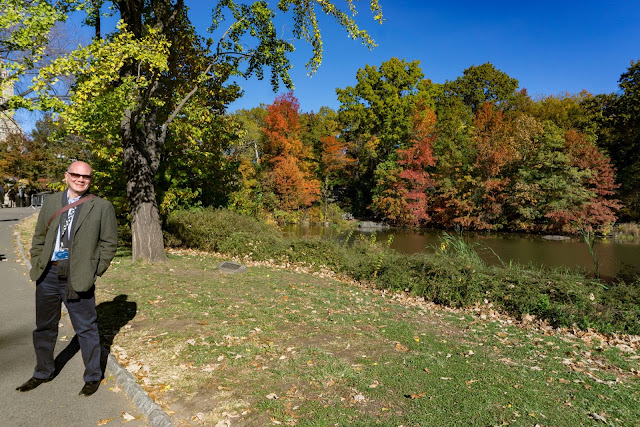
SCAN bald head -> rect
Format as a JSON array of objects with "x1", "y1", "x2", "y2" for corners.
[
  {"x1": 68, "y1": 161, "x2": 92, "y2": 175},
  {"x1": 65, "y1": 161, "x2": 93, "y2": 198}
]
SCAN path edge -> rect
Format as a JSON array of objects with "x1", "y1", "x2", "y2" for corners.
[{"x1": 16, "y1": 220, "x2": 175, "y2": 427}]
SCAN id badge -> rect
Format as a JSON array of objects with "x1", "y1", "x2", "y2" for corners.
[{"x1": 54, "y1": 249, "x2": 69, "y2": 260}]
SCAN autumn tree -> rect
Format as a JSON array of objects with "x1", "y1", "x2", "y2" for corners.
[
  {"x1": 262, "y1": 92, "x2": 320, "y2": 211},
  {"x1": 25, "y1": 115, "x2": 94, "y2": 190},
  {"x1": 510, "y1": 123, "x2": 593, "y2": 232},
  {"x1": 320, "y1": 135, "x2": 353, "y2": 184},
  {"x1": 395, "y1": 105, "x2": 437, "y2": 225},
  {"x1": 564, "y1": 129, "x2": 620, "y2": 231},
  {"x1": 32, "y1": 0, "x2": 383, "y2": 261},
  {"x1": 466, "y1": 102, "x2": 518, "y2": 229},
  {"x1": 300, "y1": 107, "x2": 340, "y2": 177}
]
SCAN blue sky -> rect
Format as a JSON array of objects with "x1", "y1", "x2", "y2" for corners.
[
  {"x1": 15, "y1": 1, "x2": 640, "y2": 130},
  {"x1": 217, "y1": 0, "x2": 640, "y2": 112}
]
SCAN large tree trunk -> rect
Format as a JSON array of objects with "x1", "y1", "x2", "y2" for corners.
[
  {"x1": 130, "y1": 199, "x2": 166, "y2": 262},
  {"x1": 122, "y1": 112, "x2": 167, "y2": 262},
  {"x1": 114, "y1": 0, "x2": 186, "y2": 262}
]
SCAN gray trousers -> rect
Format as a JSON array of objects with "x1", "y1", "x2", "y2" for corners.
[{"x1": 33, "y1": 264, "x2": 102, "y2": 382}]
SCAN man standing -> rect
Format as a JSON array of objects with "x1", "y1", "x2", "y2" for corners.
[{"x1": 16, "y1": 161, "x2": 118, "y2": 396}]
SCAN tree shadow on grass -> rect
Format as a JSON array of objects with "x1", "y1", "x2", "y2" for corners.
[{"x1": 53, "y1": 295, "x2": 137, "y2": 377}]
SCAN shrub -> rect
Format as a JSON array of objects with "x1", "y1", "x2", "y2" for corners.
[{"x1": 165, "y1": 208, "x2": 282, "y2": 253}]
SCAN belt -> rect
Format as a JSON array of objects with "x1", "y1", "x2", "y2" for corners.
[{"x1": 50, "y1": 261, "x2": 58, "y2": 266}]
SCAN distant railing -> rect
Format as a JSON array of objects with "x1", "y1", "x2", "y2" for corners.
[{"x1": 31, "y1": 192, "x2": 53, "y2": 207}]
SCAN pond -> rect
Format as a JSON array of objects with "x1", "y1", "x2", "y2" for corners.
[{"x1": 283, "y1": 225, "x2": 640, "y2": 282}]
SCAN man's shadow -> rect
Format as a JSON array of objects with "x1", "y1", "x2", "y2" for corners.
[{"x1": 53, "y1": 295, "x2": 137, "y2": 377}]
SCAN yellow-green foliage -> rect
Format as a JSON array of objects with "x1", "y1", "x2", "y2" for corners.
[{"x1": 35, "y1": 22, "x2": 170, "y2": 140}]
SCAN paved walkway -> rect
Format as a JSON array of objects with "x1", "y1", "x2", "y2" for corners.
[{"x1": 0, "y1": 207, "x2": 146, "y2": 427}]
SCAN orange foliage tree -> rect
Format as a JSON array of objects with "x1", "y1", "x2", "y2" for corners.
[
  {"x1": 262, "y1": 92, "x2": 320, "y2": 210},
  {"x1": 468, "y1": 102, "x2": 519, "y2": 229}
]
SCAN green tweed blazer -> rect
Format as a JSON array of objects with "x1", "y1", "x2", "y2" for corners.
[{"x1": 30, "y1": 192, "x2": 118, "y2": 292}]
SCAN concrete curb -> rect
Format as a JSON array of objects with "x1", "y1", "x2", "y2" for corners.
[{"x1": 16, "y1": 220, "x2": 175, "y2": 427}]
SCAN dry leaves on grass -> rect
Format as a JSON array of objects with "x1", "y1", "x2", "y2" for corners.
[
  {"x1": 191, "y1": 412, "x2": 206, "y2": 422},
  {"x1": 405, "y1": 392, "x2": 427, "y2": 399},
  {"x1": 394, "y1": 342, "x2": 410, "y2": 352}
]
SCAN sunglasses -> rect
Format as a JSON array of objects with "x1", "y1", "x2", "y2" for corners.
[{"x1": 67, "y1": 171, "x2": 92, "y2": 180}]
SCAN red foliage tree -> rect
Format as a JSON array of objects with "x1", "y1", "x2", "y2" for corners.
[
  {"x1": 562, "y1": 129, "x2": 621, "y2": 231},
  {"x1": 395, "y1": 106, "x2": 437, "y2": 225}
]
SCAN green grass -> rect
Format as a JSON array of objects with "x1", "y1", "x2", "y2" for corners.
[{"x1": 95, "y1": 251, "x2": 640, "y2": 426}]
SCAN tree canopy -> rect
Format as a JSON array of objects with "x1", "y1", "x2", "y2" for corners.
[{"x1": 10, "y1": 0, "x2": 383, "y2": 261}]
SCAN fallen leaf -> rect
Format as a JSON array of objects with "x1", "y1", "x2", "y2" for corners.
[
  {"x1": 109, "y1": 385, "x2": 121, "y2": 393},
  {"x1": 394, "y1": 342, "x2": 410, "y2": 352},
  {"x1": 423, "y1": 368, "x2": 431, "y2": 373},
  {"x1": 97, "y1": 418, "x2": 113, "y2": 426},
  {"x1": 465, "y1": 379, "x2": 479, "y2": 385},
  {"x1": 121, "y1": 412, "x2": 135, "y2": 422},
  {"x1": 405, "y1": 392, "x2": 427, "y2": 399},
  {"x1": 125, "y1": 363, "x2": 141, "y2": 373},
  {"x1": 440, "y1": 377, "x2": 453, "y2": 380},
  {"x1": 191, "y1": 413, "x2": 205, "y2": 422},
  {"x1": 266, "y1": 393, "x2": 279, "y2": 400}
]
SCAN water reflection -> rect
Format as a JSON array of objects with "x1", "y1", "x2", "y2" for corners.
[{"x1": 283, "y1": 225, "x2": 640, "y2": 281}]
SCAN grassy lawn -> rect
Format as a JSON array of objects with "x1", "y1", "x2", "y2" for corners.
[
  {"x1": 97, "y1": 251, "x2": 639, "y2": 426},
  {"x1": 18, "y1": 215, "x2": 640, "y2": 425}
]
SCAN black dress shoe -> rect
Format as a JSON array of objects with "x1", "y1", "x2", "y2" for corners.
[
  {"x1": 16, "y1": 376, "x2": 54, "y2": 392},
  {"x1": 79, "y1": 380, "x2": 100, "y2": 396}
]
